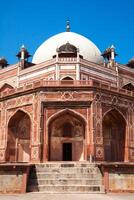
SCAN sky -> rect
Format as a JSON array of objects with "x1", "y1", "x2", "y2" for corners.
[{"x1": 0, "y1": 0, "x2": 134, "y2": 64}]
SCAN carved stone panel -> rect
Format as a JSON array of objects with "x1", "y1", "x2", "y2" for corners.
[{"x1": 31, "y1": 146, "x2": 40, "y2": 161}]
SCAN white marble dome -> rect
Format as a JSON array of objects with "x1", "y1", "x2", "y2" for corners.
[{"x1": 32, "y1": 31, "x2": 103, "y2": 64}]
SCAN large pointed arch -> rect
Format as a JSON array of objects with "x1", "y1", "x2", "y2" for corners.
[
  {"x1": 102, "y1": 109, "x2": 126, "y2": 162},
  {"x1": 47, "y1": 108, "x2": 87, "y2": 126},
  {"x1": 0, "y1": 83, "x2": 14, "y2": 92},
  {"x1": 103, "y1": 108, "x2": 127, "y2": 124},
  {"x1": 47, "y1": 109, "x2": 86, "y2": 161},
  {"x1": 7, "y1": 108, "x2": 32, "y2": 126},
  {"x1": 6, "y1": 110, "x2": 31, "y2": 162}
]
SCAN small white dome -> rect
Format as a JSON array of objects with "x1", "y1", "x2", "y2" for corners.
[{"x1": 32, "y1": 32, "x2": 103, "y2": 64}]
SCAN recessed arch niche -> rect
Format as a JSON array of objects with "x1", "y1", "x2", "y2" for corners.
[
  {"x1": 48, "y1": 110, "x2": 86, "y2": 161},
  {"x1": 102, "y1": 109, "x2": 126, "y2": 162},
  {"x1": 6, "y1": 110, "x2": 31, "y2": 162}
]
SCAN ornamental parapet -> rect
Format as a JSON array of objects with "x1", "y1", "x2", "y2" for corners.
[{"x1": 0, "y1": 79, "x2": 134, "y2": 99}]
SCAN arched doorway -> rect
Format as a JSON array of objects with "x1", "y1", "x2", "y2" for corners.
[
  {"x1": 6, "y1": 110, "x2": 31, "y2": 162},
  {"x1": 48, "y1": 111, "x2": 85, "y2": 161},
  {"x1": 102, "y1": 109, "x2": 126, "y2": 162}
]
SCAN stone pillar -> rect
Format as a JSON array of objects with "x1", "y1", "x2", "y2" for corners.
[
  {"x1": 30, "y1": 93, "x2": 41, "y2": 163},
  {"x1": 92, "y1": 95, "x2": 104, "y2": 161},
  {"x1": 86, "y1": 107, "x2": 90, "y2": 161},
  {"x1": 43, "y1": 108, "x2": 48, "y2": 162},
  {"x1": 55, "y1": 54, "x2": 59, "y2": 80},
  {"x1": 76, "y1": 53, "x2": 80, "y2": 80},
  {"x1": 87, "y1": 105, "x2": 94, "y2": 161},
  {"x1": 104, "y1": 168, "x2": 109, "y2": 193},
  {"x1": 127, "y1": 106, "x2": 134, "y2": 162},
  {"x1": 76, "y1": 63, "x2": 80, "y2": 80},
  {"x1": 0, "y1": 103, "x2": 6, "y2": 163}
]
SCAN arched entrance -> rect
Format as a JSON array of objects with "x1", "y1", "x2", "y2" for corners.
[
  {"x1": 6, "y1": 110, "x2": 31, "y2": 162},
  {"x1": 102, "y1": 109, "x2": 126, "y2": 162},
  {"x1": 48, "y1": 111, "x2": 85, "y2": 161}
]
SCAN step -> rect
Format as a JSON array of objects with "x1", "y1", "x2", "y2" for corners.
[
  {"x1": 35, "y1": 163, "x2": 96, "y2": 168},
  {"x1": 31, "y1": 172, "x2": 102, "y2": 179},
  {"x1": 27, "y1": 163, "x2": 104, "y2": 193},
  {"x1": 28, "y1": 185, "x2": 104, "y2": 193},
  {"x1": 29, "y1": 178, "x2": 102, "y2": 185},
  {"x1": 35, "y1": 167, "x2": 101, "y2": 174}
]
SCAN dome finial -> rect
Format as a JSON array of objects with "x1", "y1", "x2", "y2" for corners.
[{"x1": 66, "y1": 19, "x2": 70, "y2": 32}]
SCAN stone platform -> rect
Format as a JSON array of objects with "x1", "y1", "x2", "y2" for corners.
[
  {"x1": 98, "y1": 162, "x2": 134, "y2": 193},
  {"x1": 1, "y1": 193, "x2": 134, "y2": 200},
  {"x1": 0, "y1": 163, "x2": 32, "y2": 193}
]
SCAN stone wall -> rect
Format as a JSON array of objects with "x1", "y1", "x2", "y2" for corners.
[
  {"x1": 100, "y1": 163, "x2": 134, "y2": 193},
  {"x1": 109, "y1": 172, "x2": 134, "y2": 192},
  {"x1": 0, "y1": 164, "x2": 30, "y2": 193}
]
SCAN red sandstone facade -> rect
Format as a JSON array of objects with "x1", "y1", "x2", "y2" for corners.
[
  {"x1": 0, "y1": 29, "x2": 134, "y2": 193},
  {"x1": 0, "y1": 58, "x2": 134, "y2": 164}
]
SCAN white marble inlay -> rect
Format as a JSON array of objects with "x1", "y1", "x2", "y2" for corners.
[
  {"x1": 81, "y1": 66, "x2": 117, "y2": 81},
  {"x1": 19, "y1": 66, "x2": 55, "y2": 81},
  {"x1": 60, "y1": 65, "x2": 75, "y2": 70}
]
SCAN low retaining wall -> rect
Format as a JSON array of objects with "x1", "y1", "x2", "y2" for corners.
[
  {"x1": 99, "y1": 163, "x2": 134, "y2": 193},
  {"x1": 0, "y1": 163, "x2": 31, "y2": 194},
  {"x1": 1, "y1": 162, "x2": 134, "y2": 194}
]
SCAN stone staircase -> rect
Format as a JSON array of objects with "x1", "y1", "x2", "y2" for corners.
[{"x1": 27, "y1": 162, "x2": 104, "y2": 193}]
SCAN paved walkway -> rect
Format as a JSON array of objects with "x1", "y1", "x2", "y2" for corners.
[{"x1": 0, "y1": 193, "x2": 134, "y2": 200}]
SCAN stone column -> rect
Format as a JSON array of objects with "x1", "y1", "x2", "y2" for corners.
[
  {"x1": 0, "y1": 105, "x2": 6, "y2": 163},
  {"x1": 76, "y1": 53, "x2": 80, "y2": 80},
  {"x1": 30, "y1": 93, "x2": 41, "y2": 163},
  {"x1": 127, "y1": 106, "x2": 134, "y2": 162},
  {"x1": 42, "y1": 108, "x2": 48, "y2": 162},
  {"x1": 91, "y1": 95, "x2": 104, "y2": 161},
  {"x1": 86, "y1": 107, "x2": 90, "y2": 161},
  {"x1": 55, "y1": 54, "x2": 59, "y2": 80}
]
